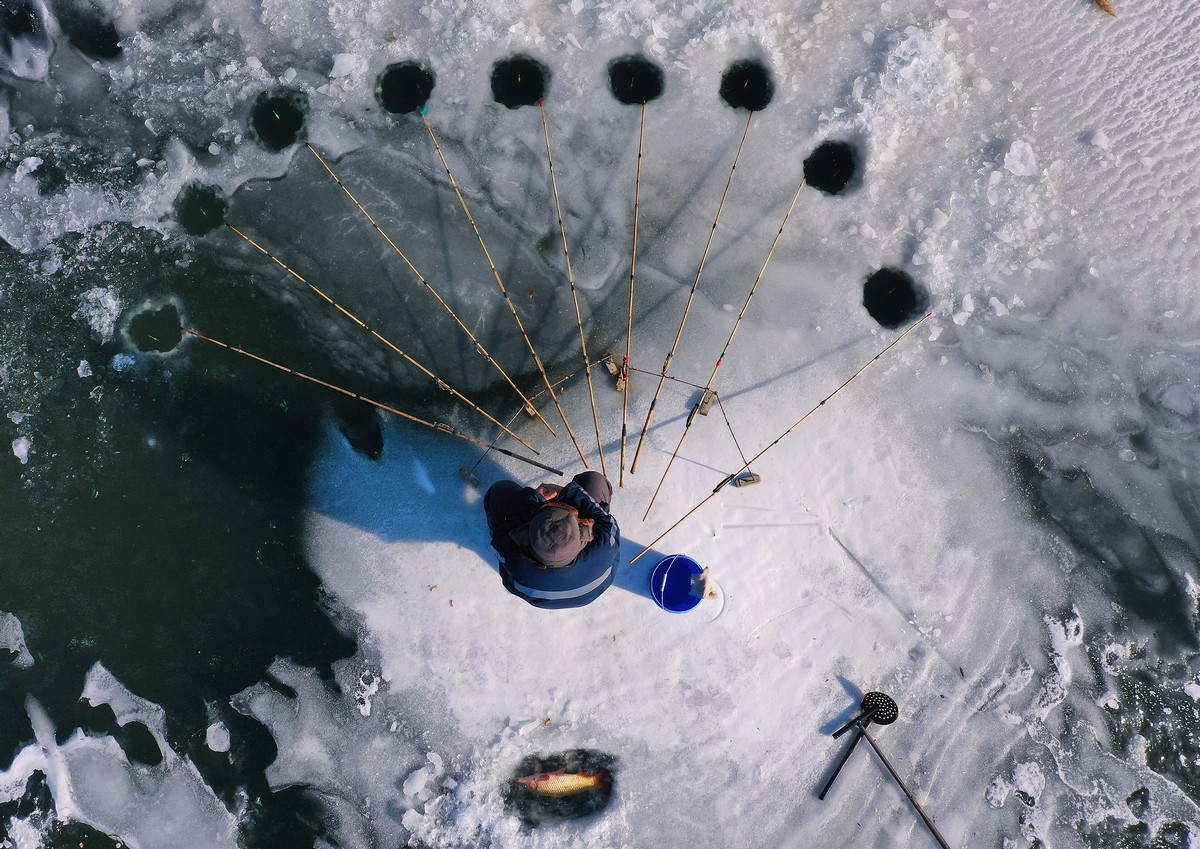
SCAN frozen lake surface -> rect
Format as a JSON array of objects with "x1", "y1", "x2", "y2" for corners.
[{"x1": 3, "y1": 0, "x2": 1200, "y2": 846}]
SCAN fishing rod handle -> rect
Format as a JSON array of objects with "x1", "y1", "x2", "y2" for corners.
[{"x1": 817, "y1": 724, "x2": 864, "y2": 801}]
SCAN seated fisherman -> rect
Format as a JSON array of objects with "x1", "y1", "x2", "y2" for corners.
[{"x1": 484, "y1": 471, "x2": 620, "y2": 609}]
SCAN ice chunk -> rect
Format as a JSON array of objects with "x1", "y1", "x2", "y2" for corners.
[
  {"x1": 205, "y1": 722, "x2": 231, "y2": 753},
  {"x1": 330, "y1": 53, "x2": 363, "y2": 79},
  {"x1": 78, "y1": 359, "x2": 93, "y2": 378},
  {"x1": 12, "y1": 436, "x2": 31, "y2": 465},
  {"x1": 73, "y1": 287, "x2": 123, "y2": 343},
  {"x1": 83, "y1": 662, "x2": 171, "y2": 758},
  {"x1": 1003, "y1": 140, "x2": 1038, "y2": 176},
  {"x1": 402, "y1": 765, "x2": 431, "y2": 797},
  {"x1": 1, "y1": 611, "x2": 34, "y2": 668}
]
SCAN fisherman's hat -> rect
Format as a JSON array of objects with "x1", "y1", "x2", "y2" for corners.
[{"x1": 513, "y1": 502, "x2": 586, "y2": 568}]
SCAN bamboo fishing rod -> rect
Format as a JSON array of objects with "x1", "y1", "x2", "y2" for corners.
[
  {"x1": 463, "y1": 354, "x2": 610, "y2": 483},
  {"x1": 641, "y1": 176, "x2": 807, "y2": 520},
  {"x1": 419, "y1": 107, "x2": 589, "y2": 468},
  {"x1": 539, "y1": 100, "x2": 607, "y2": 477},
  {"x1": 619, "y1": 101, "x2": 647, "y2": 488},
  {"x1": 303, "y1": 142, "x2": 555, "y2": 437},
  {"x1": 630, "y1": 312, "x2": 933, "y2": 563},
  {"x1": 224, "y1": 224, "x2": 536, "y2": 454},
  {"x1": 629, "y1": 110, "x2": 756, "y2": 475},
  {"x1": 181, "y1": 328, "x2": 563, "y2": 476}
]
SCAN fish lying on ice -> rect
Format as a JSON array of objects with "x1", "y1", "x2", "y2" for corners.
[{"x1": 515, "y1": 770, "x2": 611, "y2": 796}]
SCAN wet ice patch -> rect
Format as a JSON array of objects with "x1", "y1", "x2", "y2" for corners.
[{"x1": 72, "y1": 287, "x2": 122, "y2": 343}]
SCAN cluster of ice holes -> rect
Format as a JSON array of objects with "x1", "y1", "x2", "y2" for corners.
[{"x1": 186, "y1": 53, "x2": 928, "y2": 331}]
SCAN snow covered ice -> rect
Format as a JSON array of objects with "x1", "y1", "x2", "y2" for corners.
[{"x1": 5, "y1": 0, "x2": 1200, "y2": 847}]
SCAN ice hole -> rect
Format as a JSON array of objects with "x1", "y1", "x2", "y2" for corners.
[
  {"x1": 862, "y1": 267, "x2": 926, "y2": 329},
  {"x1": 719, "y1": 59, "x2": 774, "y2": 111},
  {"x1": 334, "y1": 399, "x2": 383, "y2": 460},
  {"x1": 127, "y1": 302, "x2": 182, "y2": 353},
  {"x1": 608, "y1": 55, "x2": 664, "y2": 104},
  {"x1": 804, "y1": 140, "x2": 861, "y2": 196},
  {"x1": 491, "y1": 54, "x2": 548, "y2": 109},
  {"x1": 173, "y1": 182, "x2": 228, "y2": 236},
  {"x1": 376, "y1": 61, "x2": 435, "y2": 114},
  {"x1": 1, "y1": 1, "x2": 39, "y2": 40},
  {"x1": 249, "y1": 89, "x2": 308, "y2": 151},
  {"x1": 55, "y1": 4, "x2": 121, "y2": 60}
]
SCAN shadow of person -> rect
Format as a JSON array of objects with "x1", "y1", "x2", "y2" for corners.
[{"x1": 308, "y1": 415, "x2": 666, "y2": 605}]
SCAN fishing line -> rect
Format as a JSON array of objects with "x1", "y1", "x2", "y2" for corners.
[
  {"x1": 630, "y1": 110, "x2": 756, "y2": 475},
  {"x1": 714, "y1": 391, "x2": 752, "y2": 472},
  {"x1": 630, "y1": 312, "x2": 932, "y2": 562},
  {"x1": 540, "y1": 100, "x2": 607, "y2": 477},
  {"x1": 181, "y1": 328, "x2": 562, "y2": 476},
  {"x1": 462, "y1": 356, "x2": 608, "y2": 484},
  {"x1": 619, "y1": 101, "x2": 647, "y2": 487},
  {"x1": 625, "y1": 364, "x2": 708, "y2": 391},
  {"x1": 225, "y1": 224, "x2": 536, "y2": 453},
  {"x1": 642, "y1": 176, "x2": 806, "y2": 519},
  {"x1": 304, "y1": 142, "x2": 552, "y2": 436},
  {"x1": 420, "y1": 107, "x2": 588, "y2": 467}
]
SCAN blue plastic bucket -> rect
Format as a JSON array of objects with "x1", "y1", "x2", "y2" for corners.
[{"x1": 650, "y1": 554, "x2": 703, "y2": 613}]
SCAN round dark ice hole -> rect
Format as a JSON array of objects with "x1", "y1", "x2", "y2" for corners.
[
  {"x1": 376, "y1": 61, "x2": 435, "y2": 114},
  {"x1": 491, "y1": 54, "x2": 548, "y2": 109},
  {"x1": 128, "y1": 303, "x2": 182, "y2": 353},
  {"x1": 863, "y1": 267, "x2": 925, "y2": 329},
  {"x1": 608, "y1": 55, "x2": 664, "y2": 105},
  {"x1": 57, "y1": 7, "x2": 121, "y2": 60},
  {"x1": 719, "y1": 60, "x2": 773, "y2": 112},
  {"x1": 249, "y1": 89, "x2": 308, "y2": 151},
  {"x1": 173, "y1": 182, "x2": 228, "y2": 236},
  {"x1": 804, "y1": 140, "x2": 861, "y2": 196}
]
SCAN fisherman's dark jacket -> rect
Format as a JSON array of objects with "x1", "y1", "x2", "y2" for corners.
[{"x1": 486, "y1": 481, "x2": 620, "y2": 609}]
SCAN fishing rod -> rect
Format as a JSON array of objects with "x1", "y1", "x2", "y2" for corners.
[
  {"x1": 461, "y1": 355, "x2": 609, "y2": 486},
  {"x1": 629, "y1": 110, "x2": 756, "y2": 475},
  {"x1": 419, "y1": 107, "x2": 589, "y2": 468},
  {"x1": 630, "y1": 312, "x2": 932, "y2": 563},
  {"x1": 303, "y1": 142, "x2": 554, "y2": 437},
  {"x1": 181, "y1": 328, "x2": 563, "y2": 476},
  {"x1": 641, "y1": 176, "x2": 807, "y2": 520},
  {"x1": 619, "y1": 101, "x2": 647, "y2": 488},
  {"x1": 539, "y1": 100, "x2": 607, "y2": 477},
  {"x1": 224, "y1": 224, "x2": 536, "y2": 454}
]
